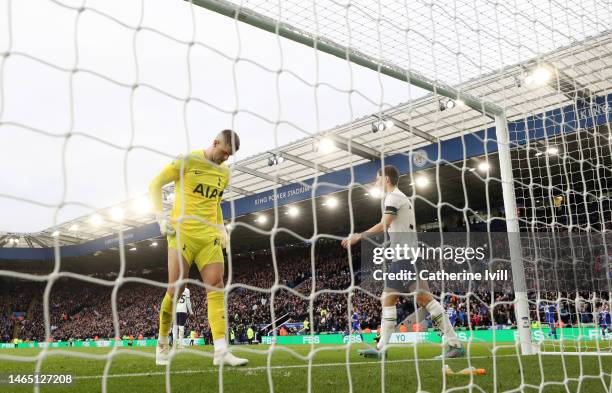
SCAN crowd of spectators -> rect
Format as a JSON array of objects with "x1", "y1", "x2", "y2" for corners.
[
  {"x1": 1, "y1": 241, "x2": 610, "y2": 343},
  {"x1": 0, "y1": 300, "x2": 13, "y2": 342}
]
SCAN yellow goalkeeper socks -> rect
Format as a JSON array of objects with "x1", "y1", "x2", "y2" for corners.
[
  {"x1": 207, "y1": 291, "x2": 226, "y2": 341},
  {"x1": 158, "y1": 292, "x2": 174, "y2": 338}
]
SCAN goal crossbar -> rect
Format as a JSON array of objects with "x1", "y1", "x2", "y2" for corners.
[{"x1": 188, "y1": 0, "x2": 503, "y2": 117}]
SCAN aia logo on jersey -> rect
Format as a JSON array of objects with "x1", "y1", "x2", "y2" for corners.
[{"x1": 192, "y1": 184, "x2": 224, "y2": 198}]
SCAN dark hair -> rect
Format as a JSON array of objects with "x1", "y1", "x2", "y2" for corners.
[
  {"x1": 377, "y1": 165, "x2": 399, "y2": 186},
  {"x1": 220, "y1": 129, "x2": 240, "y2": 153}
]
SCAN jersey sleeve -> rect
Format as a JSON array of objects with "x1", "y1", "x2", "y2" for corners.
[
  {"x1": 217, "y1": 203, "x2": 224, "y2": 225},
  {"x1": 384, "y1": 193, "x2": 403, "y2": 216},
  {"x1": 224, "y1": 165, "x2": 231, "y2": 191},
  {"x1": 217, "y1": 165, "x2": 230, "y2": 225},
  {"x1": 148, "y1": 156, "x2": 185, "y2": 214}
]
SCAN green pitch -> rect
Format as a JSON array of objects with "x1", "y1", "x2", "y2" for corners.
[{"x1": 0, "y1": 343, "x2": 610, "y2": 392}]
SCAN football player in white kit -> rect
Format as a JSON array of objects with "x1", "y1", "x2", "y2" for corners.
[
  {"x1": 341, "y1": 165, "x2": 464, "y2": 359},
  {"x1": 173, "y1": 287, "x2": 193, "y2": 349}
]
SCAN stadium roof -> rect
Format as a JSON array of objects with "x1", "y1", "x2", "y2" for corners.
[
  {"x1": 1, "y1": 29, "x2": 611, "y2": 250},
  {"x1": 224, "y1": 30, "x2": 612, "y2": 200}
]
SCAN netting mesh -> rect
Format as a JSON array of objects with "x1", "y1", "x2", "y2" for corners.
[
  {"x1": 228, "y1": 0, "x2": 610, "y2": 85},
  {"x1": 511, "y1": 109, "x2": 612, "y2": 356},
  {"x1": 0, "y1": 0, "x2": 612, "y2": 392},
  {"x1": 513, "y1": 127, "x2": 612, "y2": 232}
]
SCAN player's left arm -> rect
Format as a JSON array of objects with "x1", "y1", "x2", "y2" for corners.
[{"x1": 217, "y1": 168, "x2": 230, "y2": 248}]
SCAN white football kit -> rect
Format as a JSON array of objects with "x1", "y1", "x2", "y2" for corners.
[
  {"x1": 384, "y1": 187, "x2": 416, "y2": 249},
  {"x1": 176, "y1": 288, "x2": 193, "y2": 315}
]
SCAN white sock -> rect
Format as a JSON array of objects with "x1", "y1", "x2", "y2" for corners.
[
  {"x1": 425, "y1": 299, "x2": 460, "y2": 347},
  {"x1": 377, "y1": 306, "x2": 396, "y2": 351},
  {"x1": 158, "y1": 335, "x2": 169, "y2": 345},
  {"x1": 172, "y1": 325, "x2": 178, "y2": 342},
  {"x1": 214, "y1": 338, "x2": 228, "y2": 353},
  {"x1": 178, "y1": 326, "x2": 185, "y2": 342}
]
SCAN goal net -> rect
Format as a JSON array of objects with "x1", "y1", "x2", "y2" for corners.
[
  {"x1": 512, "y1": 113, "x2": 612, "y2": 356},
  {"x1": 0, "y1": 0, "x2": 611, "y2": 392}
]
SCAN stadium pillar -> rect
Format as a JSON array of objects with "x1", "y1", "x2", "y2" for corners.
[{"x1": 495, "y1": 114, "x2": 534, "y2": 355}]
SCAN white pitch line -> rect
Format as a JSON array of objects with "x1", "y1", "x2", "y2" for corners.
[
  {"x1": 539, "y1": 351, "x2": 612, "y2": 356},
  {"x1": 75, "y1": 354, "x2": 517, "y2": 380}
]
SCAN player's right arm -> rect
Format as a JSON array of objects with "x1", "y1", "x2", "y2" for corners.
[
  {"x1": 341, "y1": 205, "x2": 396, "y2": 248},
  {"x1": 149, "y1": 157, "x2": 183, "y2": 235}
]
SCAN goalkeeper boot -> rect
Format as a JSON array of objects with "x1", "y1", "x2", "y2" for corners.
[
  {"x1": 357, "y1": 348, "x2": 382, "y2": 359},
  {"x1": 435, "y1": 344, "x2": 465, "y2": 359},
  {"x1": 213, "y1": 350, "x2": 249, "y2": 367},
  {"x1": 155, "y1": 343, "x2": 170, "y2": 366}
]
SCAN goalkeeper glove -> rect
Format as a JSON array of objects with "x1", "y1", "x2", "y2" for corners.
[
  {"x1": 156, "y1": 213, "x2": 175, "y2": 236},
  {"x1": 219, "y1": 226, "x2": 230, "y2": 249}
]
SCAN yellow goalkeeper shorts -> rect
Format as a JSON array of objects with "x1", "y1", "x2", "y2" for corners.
[{"x1": 167, "y1": 232, "x2": 224, "y2": 271}]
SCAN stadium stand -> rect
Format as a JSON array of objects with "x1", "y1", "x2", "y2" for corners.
[{"x1": 1, "y1": 239, "x2": 607, "y2": 344}]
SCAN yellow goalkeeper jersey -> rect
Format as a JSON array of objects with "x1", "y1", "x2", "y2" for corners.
[{"x1": 149, "y1": 150, "x2": 230, "y2": 239}]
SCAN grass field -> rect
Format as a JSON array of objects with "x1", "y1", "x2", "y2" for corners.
[{"x1": 0, "y1": 343, "x2": 611, "y2": 393}]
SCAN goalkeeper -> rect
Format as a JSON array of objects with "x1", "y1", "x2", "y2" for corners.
[{"x1": 149, "y1": 129, "x2": 247, "y2": 367}]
